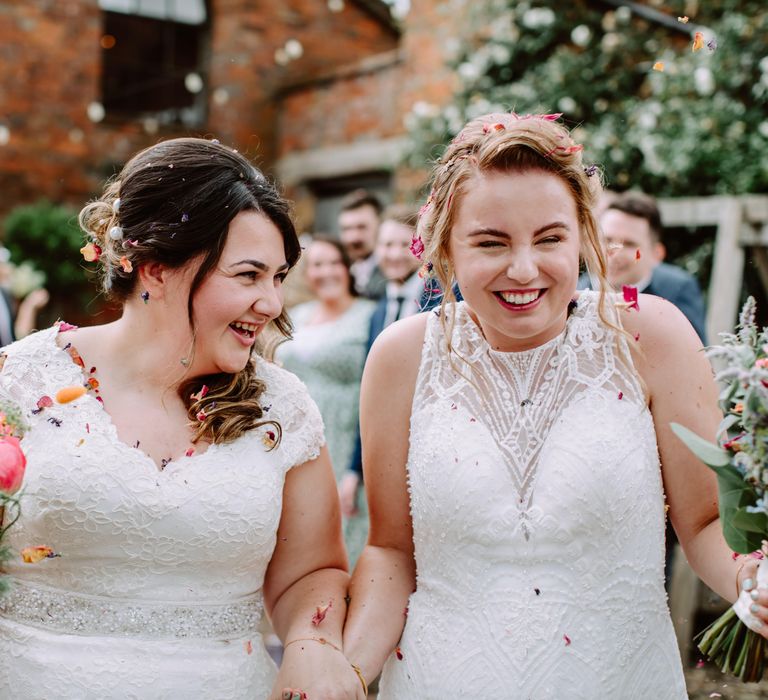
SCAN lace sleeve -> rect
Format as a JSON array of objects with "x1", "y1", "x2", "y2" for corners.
[{"x1": 258, "y1": 358, "x2": 326, "y2": 472}]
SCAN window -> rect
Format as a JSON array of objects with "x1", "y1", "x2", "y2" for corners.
[{"x1": 98, "y1": 0, "x2": 209, "y2": 125}]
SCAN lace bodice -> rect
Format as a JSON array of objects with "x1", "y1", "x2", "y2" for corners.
[
  {"x1": 0, "y1": 324, "x2": 324, "y2": 699},
  {"x1": 378, "y1": 291, "x2": 687, "y2": 699}
]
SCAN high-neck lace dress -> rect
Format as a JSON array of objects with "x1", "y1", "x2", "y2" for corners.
[
  {"x1": 0, "y1": 325, "x2": 323, "y2": 699},
  {"x1": 378, "y1": 291, "x2": 687, "y2": 699}
]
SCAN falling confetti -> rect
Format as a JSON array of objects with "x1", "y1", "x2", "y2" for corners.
[
  {"x1": 622, "y1": 285, "x2": 639, "y2": 311},
  {"x1": 652, "y1": 62, "x2": 665, "y2": 72},
  {"x1": 262, "y1": 430, "x2": 277, "y2": 448},
  {"x1": 635, "y1": 249, "x2": 641, "y2": 260},
  {"x1": 55, "y1": 385, "x2": 87, "y2": 404},
  {"x1": 80, "y1": 242, "x2": 101, "y2": 262},
  {"x1": 21, "y1": 546, "x2": 58, "y2": 563},
  {"x1": 311, "y1": 600, "x2": 332, "y2": 627},
  {"x1": 191, "y1": 385, "x2": 209, "y2": 401},
  {"x1": 692, "y1": 32, "x2": 705, "y2": 52}
]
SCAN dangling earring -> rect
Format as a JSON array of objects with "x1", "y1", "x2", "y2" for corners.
[{"x1": 140, "y1": 290, "x2": 150, "y2": 304}]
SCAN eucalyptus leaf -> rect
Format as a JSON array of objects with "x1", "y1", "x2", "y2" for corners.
[
  {"x1": 731, "y1": 508, "x2": 768, "y2": 534},
  {"x1": 670, "y1": 423, "x2": 730, "y2": 467}
]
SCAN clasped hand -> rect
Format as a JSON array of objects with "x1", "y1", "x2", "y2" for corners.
[{"x1": 269, "y1": 640, "x2": 366, "y2": 700}]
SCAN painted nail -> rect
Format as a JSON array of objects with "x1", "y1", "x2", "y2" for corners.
[
  {"x1": 743, "y1": 578, "x2": 756, "y2": 591},
  {"x1": 751, "y1": 603, "x2": 760, "y2": 614},
  {"x1": 752, "y1": 590, "x2": 760, "y2": 601}
]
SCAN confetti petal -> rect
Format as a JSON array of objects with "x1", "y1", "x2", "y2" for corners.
[
  {"x1": 79, "y1": 242, "x2": 101, "y2": 262},
  {"x1": 21, "y1": 546, "x2": 57, "y2": 563},
  {"x1": 564, "y1": 634, "x2": 572, "y2": 646},
  {"x1": 55, "y1": 385, "x2": 87, "y2": 404},
  {"x1": 678, "y1": 16, "x2": 689, "y2": 23},
  {"x1": 311, "y1": 600, "x2": 332, "y2": 627},
  {"x1": 191, "y1": 385, "x2": 209, "y2": 401},
  {"x1": 57, "y1": 321, "x2": 78, "y2": 332},
  {"x1": 652, "y1": 61, "x2": 665, "y2": 72},
  {"x1": 622, "y1": 285, "x2": 639, "y2": 311},
  {"x1": 692, "y1": 31, "x2": 704, "y2": 52},
  {"x1": 36, "y1": 396, "x2": 53, "y2": 410},
  {"x1": 395, "y1": 646, "x2": 404, "y2": 660},
  {"x1": 119, "y1": 256, "x2": 133, "y2": 273}
]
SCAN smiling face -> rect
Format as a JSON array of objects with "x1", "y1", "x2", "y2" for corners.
[
  {"x1": 450, "y1": 169, "x2": 582, "y2": 352},
  {"x1": 601, "y1": 208, "x2": 664, "y2": 288},
  {"x1": 339, "y1": 204, "x2": 380, "y2": 262},
  {"x1": 376, "y1": 219, "x2": 420, "y2": 283},
  {"x1": 188, "y1": 210, "x2": 288, "y2": 374},
  {"x1": 304, "y1": 240, "x2": 353, "y2": 303}
]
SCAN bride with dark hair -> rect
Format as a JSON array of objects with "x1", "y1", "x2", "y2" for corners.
[{"x1": 0, "y1": 138, "x2": 364, "y2": 700}]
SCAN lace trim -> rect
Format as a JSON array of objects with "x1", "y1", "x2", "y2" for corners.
[{"x1": 0, "y1": 578, "x2": 263, "y2": 640}]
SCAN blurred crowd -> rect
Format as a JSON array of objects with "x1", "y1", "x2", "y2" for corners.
[{"x1": 0, "y1": 247, "x2": 49, "y2": 346}]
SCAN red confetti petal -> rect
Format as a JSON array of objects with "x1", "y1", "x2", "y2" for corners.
[
  {"x1": 564, "y1": 634, "x2": 572, "y2": 646},
  {"x1": 622, "y1": 285, "x2": 639, "y2": 311},
  {"x1": 635, "y1": 249, "x2": 641, "y2": 260},
  {"x1": 395, "y1": 646, "x2": 404, "y2": 660},
  {"x1": 185, "y1": 448, "x2": 195, "y2": 457},
  {"x1": 311, "y1": 600, "x2": 333, "y2": 627},
  {"x1": 36, "y1": 396, "x2": 53, "y2": 409},
  {"x1": 618, "y1": 391, "x2": 623, "y2": 400},
  {"x1": 57, "y1": 322, "x2": 78, "y2": 333}
]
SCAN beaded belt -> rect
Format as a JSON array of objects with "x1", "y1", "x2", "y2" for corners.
[{"x1": 0, "y1": 578, "x2": 262, "y2": 640}]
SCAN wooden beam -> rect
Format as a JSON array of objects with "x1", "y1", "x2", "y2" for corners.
[{"x1": 707, "y1": 198, "x2": 745, "y2": 341}]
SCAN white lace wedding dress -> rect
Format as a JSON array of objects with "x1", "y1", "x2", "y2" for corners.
[
  {"x1": 378, "y1": 291, "x2": 687, "y2": 699},
  {"x1": 0, "y1": 325, "x2": 324, "y2": 699}
]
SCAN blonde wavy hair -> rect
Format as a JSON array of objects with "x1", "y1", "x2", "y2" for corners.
[
  {"x1": 416, "y1": 112, "x2": 628, "y2": 358},
  {"x1": 78, "y1": 138, "x2": 301, "y2": 446}
]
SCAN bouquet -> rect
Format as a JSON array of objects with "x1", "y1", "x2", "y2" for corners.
[
  {"x1": 672, "y1": 297, "x2": 768, "y2": 681},
  {"x1": 0, "y1": 399, "x2": 27, "y2": 596}
]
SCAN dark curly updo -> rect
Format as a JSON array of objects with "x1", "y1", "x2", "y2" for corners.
[{"x1": 78, "y1": 138, "x2": 301, "y2": 446}]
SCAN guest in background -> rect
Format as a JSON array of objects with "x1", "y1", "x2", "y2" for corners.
[
  {"x1": 338, "y1": 190, "x2": 387, "y2": 299},
  {"x1": 276, "y1": 236, "x2": 375, "y2": 565},
  {"x1": 0, "y1": 247, "x2": 50, "y2": 344},
  {"x1": 339, "y1": 205, "x2": 423, "y2": 519},
  {"x1": 584, "y1": 191, "x2": 707, "y2": 342}
]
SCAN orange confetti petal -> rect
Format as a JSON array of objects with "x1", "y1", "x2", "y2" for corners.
[
  {"x1": 79, "y1": 242, "x2": 101, "y2": 262},
  {"x1": 55, "y1": 385, "x2": 87, "y2": 404},
  {"x1": 119, "y1": 256, "x2": 133, "y2": 273},
  {"x1": 21, "y1": 546, "x2": 56, "y2": 563},
  {"x1": 692, "y1": 31, "x2": 704, "y2": 52},
  {"x1": 635, "y1": 249, "x2": 641, "y2": 260},
  {"x1": 652, "y1": 61, "x2": 665, "y2": 72},
  {"x1": 245, "y1": 640, "x2": 253, "y2": 655}
]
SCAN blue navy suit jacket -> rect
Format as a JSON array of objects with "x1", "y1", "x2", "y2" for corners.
[{"x1": 578, "y1": 262, "x2": 707, "y2": 343}]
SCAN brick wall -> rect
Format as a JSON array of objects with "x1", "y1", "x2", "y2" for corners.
[{"x1": 0, "y1": 0, "x2": 399, "y2": 220}]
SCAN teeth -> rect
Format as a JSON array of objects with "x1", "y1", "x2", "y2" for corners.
[
  {"x1": 232, "y1": 321, "x2": 258, "y2": 332},
  {"x1": 499, "y1": 291, "x2": 540, "y2": 305}
]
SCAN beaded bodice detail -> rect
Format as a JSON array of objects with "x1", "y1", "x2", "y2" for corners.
[
  {"x1": 0, "y1": 325, "x2": 324, "y2": 699},
  {"x1": 378, "y1": 291, "x2": 687, "y2": 699}
]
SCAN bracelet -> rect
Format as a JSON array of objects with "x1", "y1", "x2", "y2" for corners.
[
  {"x1": 350, "y1": 663, "x2": 368, "y2": 697},
  {"x1": 283, "y1": 637, "x2": 343, "y2": 654}
]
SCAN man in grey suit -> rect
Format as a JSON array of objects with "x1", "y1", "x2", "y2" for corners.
[{"x1": 588, "y1": 191, "x2": 707, "y2": 343}]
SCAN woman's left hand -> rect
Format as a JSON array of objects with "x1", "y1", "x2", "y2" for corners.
[
  {"x1": 269, "y1": 640, "x2": 366, "y2": 700},
  {"x1": 737, "y1": 558, "x2": 768, "y2": 640}
]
